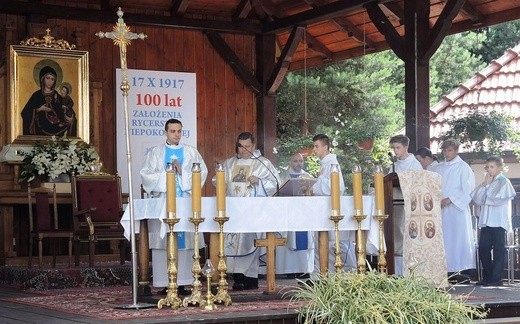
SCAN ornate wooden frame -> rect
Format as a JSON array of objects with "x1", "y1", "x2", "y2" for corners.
[{"x1": 8, "y1": 30, "x2": 89, "y2": 144}]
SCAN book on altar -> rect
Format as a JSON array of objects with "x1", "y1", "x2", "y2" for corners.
[{"x1": 275, "y1": 178, "x2": 317, "y2": 196}]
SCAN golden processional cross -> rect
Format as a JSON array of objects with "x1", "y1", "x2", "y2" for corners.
[{"x1": 96, "y1": 8, "x2": 152, "y2": 310}]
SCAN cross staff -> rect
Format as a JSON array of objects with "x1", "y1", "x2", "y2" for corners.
[
  {"x1": 96, "y1": 7, "x2": 146, "y2": 96},
  {"x1": 96, "y1": 8, "x2": 151, "y2": 310}
]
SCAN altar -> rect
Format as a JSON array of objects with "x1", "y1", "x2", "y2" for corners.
[{"x1": 121, "y1": 195, "x2": 380, "y2": 292}]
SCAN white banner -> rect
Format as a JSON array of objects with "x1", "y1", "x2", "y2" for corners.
[{"x1": 116, "y1": 69, "x2": 197, "y2": 198}]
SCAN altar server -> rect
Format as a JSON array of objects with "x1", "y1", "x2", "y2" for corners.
[
  {"x1": 436, "y1": 139, "x2": 476, "y2": 281},
  {"x1": 471, "y1": 155, "x2": 516, "y2": 286}
]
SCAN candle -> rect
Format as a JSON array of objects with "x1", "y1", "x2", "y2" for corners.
[
  {"x1": 330, "y1": 164, "x2": 340, "y2": 211},
  {"x1": 166, "y1": 163, "x2": 176, "y2": 216},
  {"x1": 374, "y1": 165, "x2": 385, "y2": 211},
  {"x1": 191, "y1": 163, "x2": 202, "y2": 216},
  {"x1": 352, "y1": 165, "x2": 363, "y2": 210},
  {"x1": 216, "y1": 163, "x2": 226, "y2": 212}
]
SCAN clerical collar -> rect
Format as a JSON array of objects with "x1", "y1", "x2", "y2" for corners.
[{"x1": 166, "y1": 141, "x2": 183, "y2": 148}]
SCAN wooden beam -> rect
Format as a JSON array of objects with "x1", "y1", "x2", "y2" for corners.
[
  {"x1": 263, "y1": 0, "x2": 375, "y2": 33},
  {"x1": 303, "y1": 0, "x2": 376, "y2": 49},
  {"x1": 251, "y1": 0, "x2": 269, "y2": 20},
  {"x1": 233, "y1": 0, "x2": 252, "y2": 20},
  {"x1": 422, "y1": 0, "x2": 465, "y2": 60},
  {"x1": 381, "y1": 1, "x2": 404, "y2": 25},
  {"x1": 365, "y1": 2, "x2": 405, "y2": 60},
  {"x1": 0, "y1": 0, "x2": 262, "y2": 34},
  {"x1": 303, "y1": 0, "x2": 328, "y2": 6},
  {"x1": 257, "y1": 0, "x2": 284, "y2": 18},
  {"x1": 171, "y1": 0, "x2": 190, "y2": 16},
  {"x1": 304, "y1": 31, "x2": 332, "y2": 60},
  {"x1": 449, "y1": 6, "x2": 520, "y2": 35},
  {"x1": 460, "y1": 2, "x2": 484, "y2": 25},
  {"x1": 267, "y1": 26, "x2": 304, "y2": 94},
  {"x1": 100, "y1": 0, "x2": 111, "y2": 11},
  {"x1": 255, "y1": 33, "x2": 277, "y2": 163},
  {"x1": 204, "y1": 31, "x2": 262, "y2": 94},
  {"x1": 332, "y1": 16, "x2": 376, "y2": 49},
  {"x1": 403, "y1": 0, "x2": 431, "y2": 151}
]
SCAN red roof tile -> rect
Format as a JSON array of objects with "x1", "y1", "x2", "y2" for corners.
[{"x1": 430, "y1": 43, "x2": 520, "y2": 153}]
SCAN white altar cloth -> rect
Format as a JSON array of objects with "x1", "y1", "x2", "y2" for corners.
[{"x1": 121, "y1": 196, "x2": 380, "y2": 254}]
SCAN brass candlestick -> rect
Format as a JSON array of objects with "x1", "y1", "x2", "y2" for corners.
[
  {"x1": 353, "y1": 208, "x2": 367, "y2": 273},
  {"x1": 157, "y1": 217, "x2": 182, "y2": 309},
  {"x1": 374, "y1": 208, "x2": 388, "y2": 273},
  {"x1": 200, "y1": 259, "x2": 217, "y2": 310},
  {"x1": 213, "y1": 211, "x2": 232, "y2": 306},
  {"x1": 183, "y1": 215, "x2": 205, "y2": 307},
  {"x1": 330, "y1": 210, "x2": 344, "y2": 272}
]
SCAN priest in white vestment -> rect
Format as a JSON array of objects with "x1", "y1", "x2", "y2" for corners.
[
  {"x1": 388, "y1": 135, "x2": 423, "y2": 275},
  {"x1": 310, "y1": 134, "x2": 353, "y2": 273},
  {"x1": 471, "y1": 155, "x2": 516, "y2": 286},
  {"x1": 221, "y1": 132, "x2": 280, "y2": 290},
  {"x1": 140, "y1": 118, "x2": 208, "y2": 292},
  {"x1": 435, "y1": 139, "x2": 476, "y2": 278},
  {"x1": 272, "y1": 152, "x2": 315, "y2": 276}
]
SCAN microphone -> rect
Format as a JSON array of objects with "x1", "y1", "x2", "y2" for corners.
[
  {"x1": 388, "y1": 152, "x2": 396, "y2": 174},
  {"x1": 237, "y1": 143, "x2": 280, "y2": 196}
]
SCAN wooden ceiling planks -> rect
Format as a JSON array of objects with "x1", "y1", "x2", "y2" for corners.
[{"x1": 2, "y1": 0, "x2": 520, "y2": 72}]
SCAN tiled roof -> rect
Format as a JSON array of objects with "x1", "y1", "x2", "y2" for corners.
[{"x1": 429, "y1": 44, "x2": 520, "y2": 153}]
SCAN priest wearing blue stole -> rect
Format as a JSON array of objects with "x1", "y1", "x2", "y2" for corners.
[{"x1": 141, "y1": 118, "x2": 208, "y2": 293}]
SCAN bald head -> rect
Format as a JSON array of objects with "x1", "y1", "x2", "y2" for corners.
[{"x1": 289, "y1": 153, "x2": 305, "y2": 172}]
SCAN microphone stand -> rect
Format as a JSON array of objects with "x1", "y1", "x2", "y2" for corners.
[
  {"x1": 388, "y1": 152, "x2": 396, "y2": 174},
  {"x1": 238, "y1": 144, "x2": 280, "y2": 195}
]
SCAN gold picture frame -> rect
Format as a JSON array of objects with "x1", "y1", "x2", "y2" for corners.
[{"x1": 8, "y1": 44, "x2": 89, "y2": 144}]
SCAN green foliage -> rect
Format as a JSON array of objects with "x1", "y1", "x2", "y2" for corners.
[
  {"x1": 276, "y1": 53, "x2": 402, "y2": 190},
  {"x1": 474, "y1": 19, "x2": 520, "y2": 64},
  {"x1": 275, "y1": 134, "x2": 315, "y2": 171},
  {"x1": 430, "y1": 32, "x2": 486, "y2": 104},
  {"x1": 304, "y1": 154, "x2": 320, "y2": 177},
  {"x1": 289, "y1": 271, "x2": 487, "y2": 324},
  {"x1": 440, "y1": 110, "x2": 519, "y2": 156}
]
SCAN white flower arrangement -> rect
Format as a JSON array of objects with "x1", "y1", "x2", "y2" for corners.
[{"x1": 19, "y1": 135, "x2": 99, "y2": 183}]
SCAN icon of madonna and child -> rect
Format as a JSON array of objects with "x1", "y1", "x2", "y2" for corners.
[{"x1": 21, "y1": 60, "x2": 77, "y2": 137}]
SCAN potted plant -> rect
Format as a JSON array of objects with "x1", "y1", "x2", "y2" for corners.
[
  {"x1": 289, "y1": 271, "x2": 487, "y2": 323},
  {"x1": 440, "y1": 110, "x2": 519, "y2": 158},
  {"x1": 19, "y1": 134, "x2": 99, "y2": 183}
]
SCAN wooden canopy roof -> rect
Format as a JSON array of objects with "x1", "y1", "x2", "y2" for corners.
[
  {"x1": 2, "y1": 0, "x2": 520, "y2": 72},
  {"x1": 2, "y1": 0, "x2": 520, "y2": 155}
]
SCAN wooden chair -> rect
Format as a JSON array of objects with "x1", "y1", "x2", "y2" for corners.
[
  {"x1": 27, "y1": 184, "x2": 73, "y2": 268},
  {"x1": 71, "y1": 174, "x2": 127, "y2": 266}
]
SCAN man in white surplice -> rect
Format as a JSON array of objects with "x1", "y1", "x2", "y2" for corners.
[
  {"x1": 140, "y1": 118, "x2": 208, "y2": 293},
  {"x1": 435, "y1": 139, "x2": 476, "y2": 280},
  {"x1": 271, "y1": 152, "x2": 315, "y2": 277},
  {"x1": 388, "y1": 135, "x2": 423, "y2": 275},
  {"x1": 311, "y1": 134, "x2": 352, "y2": 273},
  {"x1": 222, "y1": 132, "x2": 280, "y2": 291}
]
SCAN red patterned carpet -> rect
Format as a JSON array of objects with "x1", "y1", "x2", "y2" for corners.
[{"x1": 0, "y1": 285, "x2": 302, "y2": 321}]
